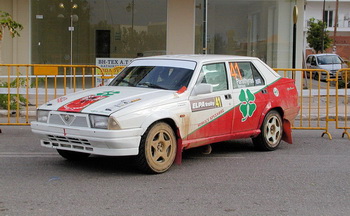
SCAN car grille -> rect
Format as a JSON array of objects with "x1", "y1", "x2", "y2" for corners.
[
  {"x1": 48, "y1": 112, "x2": 89, "y2": 128},
  {"x1": 42, "y1": 135, "x2": 93, "y2": 152}
]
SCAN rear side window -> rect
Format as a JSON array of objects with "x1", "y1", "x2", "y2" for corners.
[{"x1": 229, "y1": 62, "x2": 265, "y2": 88}]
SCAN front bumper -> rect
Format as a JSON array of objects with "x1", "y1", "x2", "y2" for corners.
[{"x1": 31, "y1": 121, "x2": 143, "y2": 156}]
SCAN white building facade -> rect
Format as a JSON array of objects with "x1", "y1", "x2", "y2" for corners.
[{"x1": 304, "y1": 0, "x2": 350, "y2": 60}]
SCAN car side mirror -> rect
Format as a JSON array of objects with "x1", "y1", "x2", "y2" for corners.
[{"x1": 192, "y1": 83, "x2": 213, "y2": 96}]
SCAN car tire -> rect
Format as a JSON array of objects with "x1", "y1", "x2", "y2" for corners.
[
  {"x1": 57, "y1": 149, "x2": 90, "y2": 160},
  {"x1": 135, "y1": 122, "x2": 177, "y2": 174},
  {"x1": 314, "y1": 72, "x2": 319, "y2": 81},
  {"x1": 252, "y1": 110, "x2": 283, "y2": 151}
]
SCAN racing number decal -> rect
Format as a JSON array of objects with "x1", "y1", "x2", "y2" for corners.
[
  {"x1": 239, "y1": 89, "x2": 256, "y2": 122},
  {"x1": 215, "y1": 96, "x2": 222, "y2": 107},
  {"x1": 230, "y1": 62, "x2": 242, "y2": 80}
]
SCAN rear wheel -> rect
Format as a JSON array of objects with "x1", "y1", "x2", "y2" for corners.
[
  {"x1": 135, "y1": 122, "x2": 177, "y2": 174},
  {"x1": 57, "y1": 149, "x2": 90, "y2": 160},
  {"x1": 252, "y1": 110, "x2": 283, "y2": 151}
]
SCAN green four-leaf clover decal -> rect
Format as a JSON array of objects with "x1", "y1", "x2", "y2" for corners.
[
  {"x1": 239, "y1": 89, "x2": 257, "y2": 122},
  {"x1": 96, "y1": 91, "x2": 120, "y2": 96}
]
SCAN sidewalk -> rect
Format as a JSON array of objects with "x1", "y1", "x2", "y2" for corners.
[{"x1": 298, "y1": 94, "x2": 349, "y2": 121}]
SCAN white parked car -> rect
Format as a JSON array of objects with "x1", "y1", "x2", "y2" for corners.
[
  {"x1": 31, "y1": 55, "x2": 299, "y2": 173},
  {"x1": 305, "y1": 53, "x2": 347, "y2": 80}
]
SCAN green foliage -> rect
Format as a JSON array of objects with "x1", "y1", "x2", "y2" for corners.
[
  {"x1": 0, "y1": 10, "x2": 23, "y2": 40},
  {"x1": 338, "y1": 80, "x2": 350, "y2": 89},
  {"x1": 0, "y1": 79, "x2": 27, "y2": 110},
  {"x1": 306, "y1": 18, "x2": 332, "y2": 53}
]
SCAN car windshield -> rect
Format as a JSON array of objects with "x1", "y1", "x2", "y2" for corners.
[
  {"x1": 109, "y1": 65, "x2": 194, "y2": 91},
  {"x1": 317, "y1": 55, "x2": 343, "y2": 65}
]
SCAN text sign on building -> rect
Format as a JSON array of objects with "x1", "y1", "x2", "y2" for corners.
[{"x1": 95, "y1": 58, "x2": 133, "y2": 86}]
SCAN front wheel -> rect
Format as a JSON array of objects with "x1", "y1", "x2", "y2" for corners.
[
  {"x1": 135, "y1": 122, "x2": 177, "y2": 174},
  {"x1": 252, "y1": 110, "x2": 283, "y2": 151},
  {"x1": 57, "y1": 149, "x2": 90, "y2": 160}
]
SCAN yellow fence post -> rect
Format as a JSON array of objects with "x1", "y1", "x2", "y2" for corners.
[{"x1": 336, "y1": 69, "x2": 350, "y2": 139}]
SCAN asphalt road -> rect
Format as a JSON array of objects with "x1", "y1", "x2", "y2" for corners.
[{"x1": 0, "y1": 125, "x2": 350, "y2": 216}]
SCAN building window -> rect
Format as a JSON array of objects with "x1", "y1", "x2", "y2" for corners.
[
  {"x1": 324, "y1": 10, "x2": 334, "y2": 27},
  {"x1": 195, "y1": 0, "x2": 294, "y2": 68},
  {"x1": 31, "y1": 0, "x2": 167, "y2": 65}
]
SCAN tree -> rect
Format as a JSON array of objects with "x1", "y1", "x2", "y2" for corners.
[
  {"x1": 306, "y1": 18, "x2": 332, "y2": 53},
  {"x1": 0, "y1": 11, "x2": 23, "y2": 40},
  {"x1": 0, "y1": 10, "x2": 23, "y2": 63}
]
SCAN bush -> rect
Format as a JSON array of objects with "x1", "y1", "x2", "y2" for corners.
[
  {"x1": 0, "y1": 79, "x2": 27, "y2": 110},
  {"x1": 338, "y1": 80, "x2": 350, "y2": 89}
]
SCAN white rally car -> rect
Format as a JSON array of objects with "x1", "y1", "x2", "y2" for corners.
[{"x1": 31, "y1": 55, "x2": 299, "y2": 173}]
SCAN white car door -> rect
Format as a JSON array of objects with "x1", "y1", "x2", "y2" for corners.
[{"x1": 186, "y1": 62, "x2": 234, "y2": 141}]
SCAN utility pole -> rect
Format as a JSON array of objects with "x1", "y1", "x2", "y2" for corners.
[
  {"x1": 321, "y1": 0, "x2": 326, "y2": 53},
  {"x1": 292, "y1": 4, "x2": 298, "y2": 68}
]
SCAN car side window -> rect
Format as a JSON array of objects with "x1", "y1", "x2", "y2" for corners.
[
  {"x1": 229, "y1": 62, "x2": 265, "y2": 88},
  {"x1": 200, "y1": 63, "x2": 228, "y2": 92},
  {"x1": 311, "y1": 56, "x2": 316, "y2": 65},
  {"x1": 306, "y1": 56, "x2": 311, "y2": 64}
]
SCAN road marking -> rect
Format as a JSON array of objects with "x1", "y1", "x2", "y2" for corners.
[{"x1": 0, "y1": 152, "x2": 59, "y2": 158}]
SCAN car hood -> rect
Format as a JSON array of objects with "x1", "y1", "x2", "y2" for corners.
[{"x1": 40, "y1": 86, "x2": 178, "y2": 115}]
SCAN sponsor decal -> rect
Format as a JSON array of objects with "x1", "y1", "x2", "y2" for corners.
[
  {"x1": 115, "y1": 98, "x2": 141, "y2": 107},
  {"x1": 197, "y1": 109, "x2": 225, "y2": 128},
  {"x1": 273, "y1": 87, "x2": 279, "y2": 97},
  {"x1": 57, "y1": 96, "x2": 67, "y2": 103},
  {"x1": 58, "y1": 95, "x2": 107, "y2": 112},
  {"x1": 237, "y1": 78, "x2": 254, "y2": 88},
  {"x1": 191, "y1": 97, "x2": 222, "y2": 112},
  {"x1": 239, "y1": 89, "x2": 256, "y2": 122}
]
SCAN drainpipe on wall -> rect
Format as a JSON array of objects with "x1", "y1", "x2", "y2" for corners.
[{"x1": 202, "y1": 0, "x2": 207, "y2": 54}]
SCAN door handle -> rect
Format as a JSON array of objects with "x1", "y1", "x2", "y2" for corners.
[
  {"x1": 261, "y1": 89, "x2": 268, "y2": 94},
  {"x1": 225, "y1": 94, "x2": 232, "y2": 99}
]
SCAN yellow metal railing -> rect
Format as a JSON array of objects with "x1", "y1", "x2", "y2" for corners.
[
  {"x1": 274, "y1": 68, "x2": 333, "y2": 139},
  {"x1": 0, "y1": 64, "x2": 104, "y2": 125}
]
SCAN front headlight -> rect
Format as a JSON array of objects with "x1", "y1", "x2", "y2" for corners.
[
  {"x1": 37, "y1": 110, "x2": 50, "y2": 123},
  {"x1": 89, "y1": 115, "x2": 121, "y2": 130},
  {"x1": 90, "y1": 115, "x2": 109, "y2": 129}
]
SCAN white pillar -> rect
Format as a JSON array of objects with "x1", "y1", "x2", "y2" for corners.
[{"x1": 166, "y1": 0, "x2": 195, "y2": 54}]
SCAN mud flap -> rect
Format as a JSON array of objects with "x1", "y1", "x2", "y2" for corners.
[
  {"x1": 282, "y1": 119, "x2": 293, "y2": 144},
  {"x1": 175, "y1": 139, "x2": 183, "y2": 165}
]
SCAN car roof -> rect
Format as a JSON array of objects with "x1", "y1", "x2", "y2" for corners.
[
  {"x1": 135, "y1": 54, "x2": 259, "y2": 64},
  {"x1": 308, "y1": 53, "x2": 339, "y2": 57}
]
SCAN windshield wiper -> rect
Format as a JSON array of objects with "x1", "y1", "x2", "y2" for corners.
[{"x1": 137, "y1": 82, "x2": 167, "y2": 90}]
